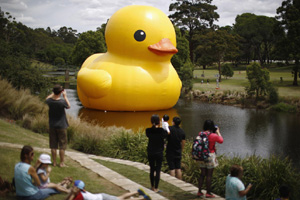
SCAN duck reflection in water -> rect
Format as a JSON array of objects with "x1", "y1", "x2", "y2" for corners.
[{"x1": 78, "y1": 108, "x2": 179, "y2": 131}]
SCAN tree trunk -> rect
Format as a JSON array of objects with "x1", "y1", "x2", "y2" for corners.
[
  {"x1": 293, "y1": 59, "x2": 299, "y2": 86},
  {"x1": 218, "y1": 61, "x2": 222, "y2": 82}
]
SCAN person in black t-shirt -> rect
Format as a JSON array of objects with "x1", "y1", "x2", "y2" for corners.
[
  {"x1": 146, "y1": 114, "x2": 168, "y2": 193},
  {"x1": 166, "y1": 116, "x2": 186, "y2": 180},
  {"x1": 46, "y1": 85, "x2": 70, "y2": 167}
]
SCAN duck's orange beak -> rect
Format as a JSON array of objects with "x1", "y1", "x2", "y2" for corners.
[{"x1": 148, "y1": 38, "x2": 178, "y2": 56}]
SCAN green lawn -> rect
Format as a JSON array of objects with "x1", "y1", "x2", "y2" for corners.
[
  {"x1": 0, "y1": 119, "x2": 129, "y2": 200},
  {"x1": 193, "y1": 66, "x2": 300, "y2": 97},
  {"x1": 95, "y1": 159, "x2": 199, "y2": 200}
]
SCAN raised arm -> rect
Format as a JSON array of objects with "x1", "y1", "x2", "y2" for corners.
[
  {"x1": 28, "y1": 166, "x2": 41, "y2": 186},
  {"x1": 62, "y1": 90, "x2": 71, "y2": 109}
]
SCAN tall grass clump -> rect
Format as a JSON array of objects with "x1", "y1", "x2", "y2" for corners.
[
  {"x1": 270, "y1": 102, "x2": 297, "y2": 112},
  {"x1": 0, "y1": 78, "x2": 47, "y2": 120}
]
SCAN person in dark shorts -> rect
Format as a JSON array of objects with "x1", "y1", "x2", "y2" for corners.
[
  {"x1": 146, "y1": 114, "x2": 169, "y2": 192},
  {"x1": 166, "y1": 116, "x2": 186, "y2": 180},
  {"x1": 46, "y1": 84, "x2": 70, "y2": 167}
]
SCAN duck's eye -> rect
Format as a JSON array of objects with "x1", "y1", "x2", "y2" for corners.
[{"x1": 134, "y1": 30, "x2": 146, "y2": 42}]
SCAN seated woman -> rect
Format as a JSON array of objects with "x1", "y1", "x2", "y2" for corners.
[
  {"x1": 14, "y1": 145, "x2": 58, "y2": 200},
  {"x1": 225, "y1": 164, "x2": 252, "y2": 200}
]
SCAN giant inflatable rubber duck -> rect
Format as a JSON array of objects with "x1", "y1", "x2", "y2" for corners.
[{"x1": 77, "y1": 5, "x2": 182, "y2": 111}]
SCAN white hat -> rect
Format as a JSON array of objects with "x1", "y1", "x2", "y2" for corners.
[{"x1": 39, "y1": 154, "x2": 52, "y2": 164}]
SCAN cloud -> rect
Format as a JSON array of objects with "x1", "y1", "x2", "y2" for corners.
[
  {"x1": 213, "y1": 0, "x2": 283, "y2": 26},
  {"x1": 0, "y1": 0, "x2": 284, "y2": 32}
]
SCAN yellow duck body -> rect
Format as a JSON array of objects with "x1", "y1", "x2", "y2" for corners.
[{"x1": 77, "y1": 5, "x2": 182, "y2": 111}]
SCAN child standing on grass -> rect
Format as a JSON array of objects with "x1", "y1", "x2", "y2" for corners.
[{"x1": 37, "y1": 154, "x2": 71, "y2": 193}]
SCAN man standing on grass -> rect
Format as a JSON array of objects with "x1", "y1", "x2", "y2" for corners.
[
  {"x1": 166, "y1": 116, "x2": 186, "y2": 179},
  {"x1": 46, "y1": 84, "x2": 70, "y2": 167}
]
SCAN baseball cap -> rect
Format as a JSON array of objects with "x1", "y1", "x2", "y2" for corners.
[
  {"x1": 39, "y1": 154, "x2": 52, "y2": 164},
  {"x1": 74, "y1": 180, "x2": 85, "y2": 191}
]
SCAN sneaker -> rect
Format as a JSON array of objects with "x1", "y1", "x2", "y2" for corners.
[
  {"x1": 138, "y1": 188, "x2": 151, "y2": 200},
  {"x1": 138, "y1": 188, "x2": 146, "y2": 196},
  {"x1": 197, "y1": 192, "x2": 204, "y2": 197},
  {"x1": 205, "y1": 193, "x2": 216, "y2": 198},
  {"x1": 144, "y1": 194, "x2": 151, "y2": 200}
]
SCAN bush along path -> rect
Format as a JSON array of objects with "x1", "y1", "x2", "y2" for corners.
[{"x1": 0, "y1": 141, "x2": 224, "y2": 200}]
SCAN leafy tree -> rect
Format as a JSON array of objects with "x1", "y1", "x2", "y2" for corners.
[
  {"x1": 233, "y1": 13, "x2": 277, "y2": 65},
  {"x1": 169, "y1": 0, "x2": 219, "y2": 62},
  {"x1": 54, "y1": 57, "x2": 65, "y2": 66},
  {"x1": 246, "y1": 62, "x2": 271, "y2": 99},
  {"x1": 194, "y1": 29, "x2": 240, "y2": 81},
  {"x1": 221, "y1": 64, "x2": 234, "y2": 79},
  {"x1": 71, "y1": 30, "x2": 106, "y2": 66},
  {"x1": 0, "y1": 47, "x2": 50, "y2": 94},
  {"x1": 171, "y1": 26, "x2": 190, "y2": 72},
  {"x1": 179, "y1": 62, "x2": 194, "y2": 92},
  {"x1": 276, "y1": 0, "x2": 300, "y2": 86},
  {"x1": 57, "y1": 26, "x2": 78, "y2": 44}
]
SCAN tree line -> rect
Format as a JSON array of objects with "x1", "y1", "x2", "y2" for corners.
[{"x1": 0, "y1": 0, "x2": 299, "y2": 95}]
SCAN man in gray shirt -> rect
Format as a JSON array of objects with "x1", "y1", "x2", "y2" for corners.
[{"x1": 46, "y1": 85, "x2": 70, "y2": 167}]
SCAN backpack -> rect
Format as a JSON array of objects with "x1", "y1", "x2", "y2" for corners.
[{"x1": 192, "y1": 131, "x2": 210, "y2": 161}]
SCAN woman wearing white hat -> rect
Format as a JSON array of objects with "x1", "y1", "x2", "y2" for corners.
[{"x1": 36, "y1": 154, "x2": 72, "y2": 193}]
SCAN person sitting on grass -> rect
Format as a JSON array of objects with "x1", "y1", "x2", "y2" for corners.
[
  {"x1": 14, "y1": 145, "x2": 59, "y2": 200},
  {"x1": 36, "y1": 154, "x2": 72, "y2": 193},
  {"x1": 65, "y1": 180, "x2": 151, "y2": 200}
]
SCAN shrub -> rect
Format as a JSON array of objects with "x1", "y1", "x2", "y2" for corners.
[
  {"x1": 271, "y1": 102, "x2": 297, "y2": 113},
  {"x1": 0, "y1": 78, "x2": 47, "y2": 120},
  {"x1": 268, "y1": 86, "x2": 279, "y2": 104}
]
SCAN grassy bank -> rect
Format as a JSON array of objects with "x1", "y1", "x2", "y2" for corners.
[
  {"x1": 193, "y1": 65, "x2": 300, "y2": 98},
  {"x1": 0, "y1": 120, "x2": 129, "y2": 200},
  {"x1": 192, "y1": 66, "x2": 300, "y2": 112}
]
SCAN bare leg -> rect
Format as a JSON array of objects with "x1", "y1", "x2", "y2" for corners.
[
  {"x1": 51, "y1": 149, "x2": 57, "y2": 167},
  {"x1": 206, "y1": 168, "x2": 214, "y2": 194},
  {"x1": 198, "y1": 168, "x2": 206, "y2": 193},
  {"x1": 169, "y1": 170, "x2": 175, "y2": 177},
  {"x1": 175, "y1": 169, "x2": 182, "y2": 180},
  {"x1": 47, "y1": 183, "x2": 70, "y2": 193},
  {"x1": 118, "y1": 191, "x2": 145, "y2": 200},
  {"x1": 59, "y1": 149, "x2": 65, "y2": 167}
]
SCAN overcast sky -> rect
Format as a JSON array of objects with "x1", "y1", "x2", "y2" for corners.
[{"x1": 1, "y1": 0, "x2": 284, "y2": 33}]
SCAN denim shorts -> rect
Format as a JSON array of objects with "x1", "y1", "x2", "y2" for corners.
[{"x1": 17, "y1": 188, "x2": 58, "y2": 200}]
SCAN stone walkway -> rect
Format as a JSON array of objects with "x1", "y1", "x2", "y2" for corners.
[{"x1": 0, "y1": 142, "x2": 224, "y2": 200}]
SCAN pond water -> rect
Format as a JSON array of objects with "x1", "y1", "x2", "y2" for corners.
[{"x1": 65, "y1": 88, "x2": 300, "y2": 168}]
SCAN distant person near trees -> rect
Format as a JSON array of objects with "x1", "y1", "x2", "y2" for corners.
[
  {"x1": 166, "y1": 116, "x2": 186, "y2": 180},
  {"x1": 146, "y1": 114, "x2": 169, "y2": 193},
  {"x1": 197, "y1": 120, "x2": 223, "y2": 198},
  {"x1": 225, "y1": 165, "x2": 252, "y2": 200},
  {"x1": 46, "y1": 84, "x2": 70, "y2": 167}
]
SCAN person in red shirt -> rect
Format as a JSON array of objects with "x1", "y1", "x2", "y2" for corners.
[{"x1": 197, "y1": 120, "x2": 223, "y2": 198}]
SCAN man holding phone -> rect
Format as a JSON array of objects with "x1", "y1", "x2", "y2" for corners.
[{"x1": 46, "y1": 84, "x2": 70, "y2": 167}]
